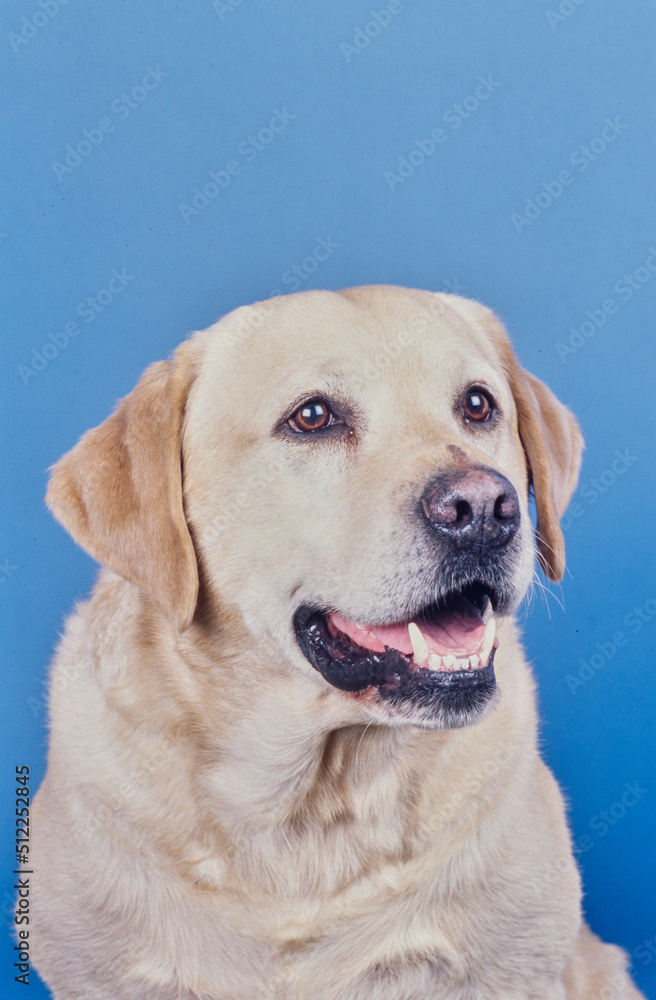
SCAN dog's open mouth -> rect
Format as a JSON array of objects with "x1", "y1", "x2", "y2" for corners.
[{"x1": 294, "y1": 582, "x2": 500, "y2": 707}]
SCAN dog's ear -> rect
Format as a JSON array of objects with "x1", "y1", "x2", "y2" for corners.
[
  {"x1": 509, "y1": 366, "x2": 583, "y2": 581},
  {"x1": 46, "y1": 340, "x2": 199, "y2": 630},
  {"x1": 456, "y1": 298, "x2": 584, "y2": 582}
]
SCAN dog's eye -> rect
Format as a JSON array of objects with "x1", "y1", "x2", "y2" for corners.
[
  {"x1": 462, "y1": 388, "x2": 494, "y2": 422},
  {"x1": 288, "y1": 400, "x2": 335, "y2": 433}
]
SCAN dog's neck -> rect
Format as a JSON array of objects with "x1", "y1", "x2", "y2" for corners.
[{"x1": 89, "y1": 577, "x2": 533, "y2": 900}]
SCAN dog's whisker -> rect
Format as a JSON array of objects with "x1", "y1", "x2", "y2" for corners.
[
  {"x1": 529, "y1": 569, "x2": 566, "y2": 618},
  {"x1": 534, "y1": 528, "x2": 575, "y2": 584},
  {"x1": 354, "y1": 719, "x2": 375, "y2": 770}
]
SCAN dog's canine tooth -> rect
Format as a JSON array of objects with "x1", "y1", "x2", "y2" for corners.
[
  {"x1": 408, "y1": 622, "x2": 430, "y2": 664},
  {"x1": 482, "y1": 597, "x2": 493, "y2": 624},
  {"x1": 480, "y1": 617, "x2": 496, "y2": 666}
]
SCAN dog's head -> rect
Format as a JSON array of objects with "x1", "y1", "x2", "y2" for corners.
[{"x1": 46, "y1": 287, "x2": 582, "y2": 730}]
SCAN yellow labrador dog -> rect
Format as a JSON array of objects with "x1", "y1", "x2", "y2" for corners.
[{"x1": 32, "y1": 287, "x2": 643, "y2": 999}]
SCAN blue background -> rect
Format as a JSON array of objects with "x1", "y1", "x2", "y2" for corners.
[{"x1": 1, "y1": 1, "x2": 655, "y2": 996}]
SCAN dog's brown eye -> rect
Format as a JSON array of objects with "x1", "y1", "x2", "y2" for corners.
[
  {"x1": 463, "y1": 389, "x2": 493, "y2": 422},
  {"x1": 289, "y1": 400, "x2": 333, "y2": 433}
]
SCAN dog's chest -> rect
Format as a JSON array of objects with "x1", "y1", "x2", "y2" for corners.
[
  {"x1": 229, "y1": 901, "x2": 573, "y2": 1000},
  {"x1": 176, "y1": 850, "x2": 577, "y2": 1000}
]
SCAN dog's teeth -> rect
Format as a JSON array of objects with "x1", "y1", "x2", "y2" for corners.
[
  {"x1": 456, "y1": 657, "x2": 470, "y2": 671},
  {"x1": 482, "y1": 597, "x2": 493, "y2": 624},
  {"x1": 428, "y1": 653, "x2": 442, "y2": 670},
  {"x1": 480, "y1": 617, "x2": 496, "y2": 666},
  {"x1": 442, "y1": 654, "x2": 456, "y2": 670},
  {"x1": 469, "y1": 654, "x2": 480, "y2": 669},
  {"x1": 408, "y1": 622, "x2": 430, "y2": 664}
]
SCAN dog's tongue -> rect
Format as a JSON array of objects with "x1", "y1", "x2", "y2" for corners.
[{"x1": 327, "y1": 596, "x2": 486, "y2": 658}]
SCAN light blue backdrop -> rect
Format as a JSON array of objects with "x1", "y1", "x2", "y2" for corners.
[{"x1": 2, "y1": 1, "x2": 655, "y2": 996}]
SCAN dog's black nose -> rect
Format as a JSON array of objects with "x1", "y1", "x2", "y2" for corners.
[{"x1": 421, "y1": 468, "x2": 520, "y2": 549}]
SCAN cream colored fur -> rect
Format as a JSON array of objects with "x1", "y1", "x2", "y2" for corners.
[{"x1": 31, "y1": 287, "x2": 644, "y2": 999}]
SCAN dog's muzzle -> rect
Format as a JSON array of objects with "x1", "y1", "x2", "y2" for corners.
[{"x1": 292, "y1": 468, "x2": 523, "y2": 728}]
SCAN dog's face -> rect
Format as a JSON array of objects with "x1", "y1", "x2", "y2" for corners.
[{"x1": 46, "y1": 287, "x2": 582, "y2": 730}]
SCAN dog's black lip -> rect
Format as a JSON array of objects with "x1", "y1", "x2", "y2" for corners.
[{"x1": 293, "y1": 591, "x2": 498, "y2": 698}]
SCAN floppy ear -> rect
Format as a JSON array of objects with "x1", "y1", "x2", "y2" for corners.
[
  {"x1": 509, "y1": 366, "x2": 583, "y2": 581},
  {"x1": 457, "y1": 298, "x2": 584, "y2": 582},
  {"x1": 46, "y1": 340, "x2": 199, "y2": 630}
]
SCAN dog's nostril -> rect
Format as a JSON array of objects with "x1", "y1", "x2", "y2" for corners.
[
  {"x1": 423, "y1": 495, "x2": 472, "y2": 526},
  {"x1": 494, "y1": 493, "x2": 518, "y2": 521},
  {"x1": 454, "y1": 499, "x2": 472, "y2": 524}
]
